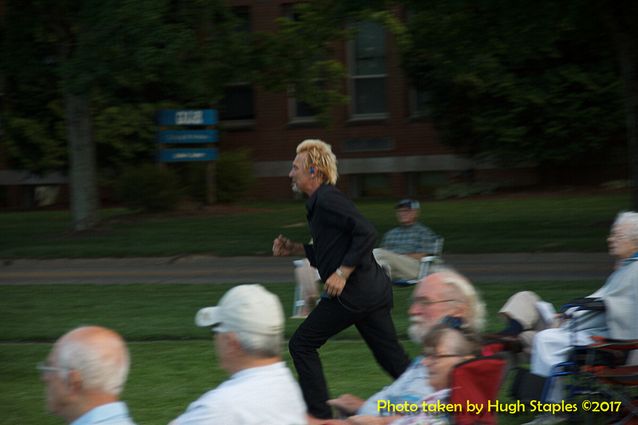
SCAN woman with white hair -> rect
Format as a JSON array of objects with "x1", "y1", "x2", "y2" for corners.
[
  {"x1": 523, "y1": 211, "x2": 638, "y2": 424},
  {"x1": 324, "y1": 324, "x2": 481, "y2": 425}
]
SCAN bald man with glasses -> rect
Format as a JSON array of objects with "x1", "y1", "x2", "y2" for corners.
[{"x1": 38, "y1": 326, "x2": 136, "y2": 425}]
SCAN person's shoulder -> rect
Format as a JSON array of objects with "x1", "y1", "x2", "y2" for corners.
[
  {"x1": 190, "y1": 386, "x2": 229, "y2": 407},
  {"x1": 315, "y1": 185, "x2": 354, "y2": 209},
  {"x1": 413, "y1": 222, "x2": 436, "y2": 233},
  {"x1": 316, "y1": 184, "x2": 342, "y2": 199},
  {"x1": 176, "y1": 385, "x2": 238, "y2": 424},
  {"x1": 406, "y1": 356, "x2": 428, "y2": 373},
  {"x1": 384, "y1": 225, "x2": 402, "y2": 235}
]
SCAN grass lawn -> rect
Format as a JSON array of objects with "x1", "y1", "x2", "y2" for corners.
[
  {"x1": 0, "y1": 192, "x2": 629, "y2": 257},
  {"x1": 1, "y1": 280, "x2": 605, "y2": 425}
]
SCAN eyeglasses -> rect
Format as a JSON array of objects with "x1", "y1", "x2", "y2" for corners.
[
  {"x1": 36, "y1": 362, "x2": 70, "y2": 376},
  {"x1": 422, "y1": 352, "x2": 463, "y2": 361},
  {"x1": 609, "y1": 232, "x2": 628, "y2": 241},
  {"x1": 411, "y1": 298, "x2": 456, "y2": 307}
]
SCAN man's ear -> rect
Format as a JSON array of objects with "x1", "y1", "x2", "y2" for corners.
[
  {"x1": 65, "y1": 369, "x2": 83, "y2": 394},
  {"x1": 225, "y1": 332, "x2": 243, "y2": 352},
  {"x1": 449, "y1": 302, "x2": 468, "y2": 323}
]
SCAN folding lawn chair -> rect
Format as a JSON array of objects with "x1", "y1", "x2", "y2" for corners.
[
  {"x1": 392, "y1": 237, "x2": 445, "y2": 287},
  {"x1": 577, "y1": 337, "x2": 638, "y2": 424},
  {"x1": 539, "y1": 298, "x2": 607, "y2": 403},
  {"x1": 448, "y1": 355, "x2": 507, "y2": 425}
]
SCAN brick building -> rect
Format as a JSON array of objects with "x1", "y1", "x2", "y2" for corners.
[
  {"x1": 217, "y1": 1, "x2": 535, "y2": 200},
  {"x1": 0, "y1": 1, "x2": 536, "y2": 208}
]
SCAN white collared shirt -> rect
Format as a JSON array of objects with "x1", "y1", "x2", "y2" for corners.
[
  {"x1": 71, "y1": 401, "x2": 136, "y2": 425},
  {"x1": 172, "y1": 362, "x2": 306, "y2": 425}
]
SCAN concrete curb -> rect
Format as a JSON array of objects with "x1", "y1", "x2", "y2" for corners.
[{"x1": 0, "y1": 253, "x2": 614, "y2": 285}]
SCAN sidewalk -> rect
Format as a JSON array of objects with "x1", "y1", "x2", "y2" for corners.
[{"x1": 0, "y1": 253, "x2": 614, "y2": 285}]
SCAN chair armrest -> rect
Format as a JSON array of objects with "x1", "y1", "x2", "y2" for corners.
[{"x1": 560, "y1": 297, "x2": 605, "y2": 313}]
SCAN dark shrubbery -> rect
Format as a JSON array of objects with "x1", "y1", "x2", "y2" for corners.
[
  {"x1": 215, "y1": 149, "x2": 255, "y2": 202},
  {"x1": 115, "y1": 149, "x2": 254, "y2": 210},
  {"x1": 116, "y1": 164, "x2": 182, "y2": 211}
]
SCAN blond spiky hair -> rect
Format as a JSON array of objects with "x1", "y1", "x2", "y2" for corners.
[{"x1": 296, "y1": 139, "x2": 338, "y2": 185}]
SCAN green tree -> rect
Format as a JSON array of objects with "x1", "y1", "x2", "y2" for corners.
[
  {"x1": 260, "y1": 0, "x2": 636, "y2": 203},
  {"x1": 400, "y1": 1, "x2": 624, "y2": 168},
  {"x1": 1, "y1": 0, "x2": 255, "y2": 230},
  {"x1": 602, "y1": 2, "x2": 638, "y2": 209}
]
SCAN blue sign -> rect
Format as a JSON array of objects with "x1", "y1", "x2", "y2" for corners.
[
  {"x1": 159, "y1": 148, "x2": 218, "y2": 163},
  {"x1": 157, "y1": 109, "x2": 218, "y2": 126},
  {"x1": 158, "y1": 130, "x2": 218, "y2": 144}
]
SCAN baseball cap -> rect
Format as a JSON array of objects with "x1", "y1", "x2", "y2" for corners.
[
  {"x1": 395, "y1": 199, "x2": 420, "y2": 209},
  {"x1": 195, "y1": 284, "x2": 284, "y2": 335}
]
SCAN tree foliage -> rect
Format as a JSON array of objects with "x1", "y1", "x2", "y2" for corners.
[
  {"x1": 2, "y1": 0, "x2": 636, "y2": 217},
  {"x1": 1, "y1": 0, "x2": 260, "y2": 229},
  {"x1": 254, "y1": 0, "x2": 628, "y2": 170},
  {"x1": 400, "y1": 0, "x2": 624, "y2": 167}
]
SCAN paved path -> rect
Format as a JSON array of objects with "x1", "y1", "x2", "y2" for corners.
[{"x1": 0, "y1": 253, "x2": 614, "y2": 285}]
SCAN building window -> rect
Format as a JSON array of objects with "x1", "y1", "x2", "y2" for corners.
[
  {"x1": 219, "y1": 83, "x2": 254, "y2": 121},
  {"x1": 219, "y1": 6, "x2": 254, "y2": 125},
  {"x1": 231, "y1": 6, "x2": 252, "y2": 32},
  {"x1": 282, "y1": 4, "x2": 320, "y2": 123},
  {"x1": 350, "y1": 21, "x2": 387, "y2": 118},
  {"x1": 289, "y1": 95, "x2": 319, "y2": 122},
  {"x1": 350, "y1": 174, "x2": 392, "y2": 198},
  {"x1": 410, "y1": 86, "x2": 431, "y2": 117}
]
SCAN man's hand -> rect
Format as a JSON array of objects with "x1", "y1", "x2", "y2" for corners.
[
  {"x1": 325, "y1": 272, "x2": 346, "y2": 297},
  {"x1": 327, "y1": 394, "x2": 365, "y2": 415},
  {"x1": 272, "y1": 234, "x2": 288, "y2": 256},
  {"x1": 272, "y1": 234, "x2": 301, "y2": 256},
  {"x1": 407, "y1": 252, "x2": 428, "y2": 260},
  {"x1": 325, "y1": 266, "x2": 354, "y2": 297},
  {"x1": 347, "y1": 415, "x2": 392, "y2": 425}
]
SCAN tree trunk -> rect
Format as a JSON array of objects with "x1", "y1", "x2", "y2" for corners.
[
  {"x1": 65, "y1": 92, "x2": 99, "y2": 231},
  {"x1": 605, "y1": 4, "x2": 638, "y2": 210}
]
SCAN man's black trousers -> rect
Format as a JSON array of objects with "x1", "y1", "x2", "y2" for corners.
[{"x1": 289, "y1": 297, "x2": 410, "y2": 419}]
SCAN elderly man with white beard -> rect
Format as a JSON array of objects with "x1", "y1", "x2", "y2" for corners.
[{"x1": 328, "y1": 267, "x2": 485, "y2": 416}]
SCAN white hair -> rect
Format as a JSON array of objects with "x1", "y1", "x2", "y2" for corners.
[
  {"x1": 56, "y1": 326, "x2": 130, "y2": 396},
  {"x1": 614, "y1": 211, "x2": 638, "y2": 245},
  {"x1": 424, "y1": 324, "x2": 482, "y2": 357},
  {"x1": 234, "y1": 331, "x2": 282, "y2": 358},
  {"x1": 430, "y1": 265, "x2": 486, "y2": 332}
]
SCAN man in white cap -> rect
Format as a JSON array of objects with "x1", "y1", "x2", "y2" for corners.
[
  {"x1": 169, "y1": 284, "x2": 306, "y2": 425},
  {"x1": 373, "y1": 199, "x2": 441, "y2": 281}
]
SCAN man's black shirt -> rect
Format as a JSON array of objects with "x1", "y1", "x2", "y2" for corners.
[{"x1": 303, "y1": 184, "x2": 392, "y2": 310}]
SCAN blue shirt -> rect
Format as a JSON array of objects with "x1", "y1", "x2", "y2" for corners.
[
  {"x1": 358, "y1": 356, "x2": 433, "y2": 416},
  {"x1": 381, "y1": 223, "x2": 439, "y2": 255},
  {"x1": 71, "y1": 402, "x2": 136, "y2": 425}
]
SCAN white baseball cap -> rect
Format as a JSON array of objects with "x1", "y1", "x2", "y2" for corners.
[
  {"x1": 395, "y1": 199, "x2": 420, "y2": 210},
  {"x1": 195, "y1": 284, "x2": 284, "y2": 335}
]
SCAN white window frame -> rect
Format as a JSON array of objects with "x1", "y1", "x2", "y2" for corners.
[{"x1": 348, "y1": 21, "x2": 388, "y2": 120}]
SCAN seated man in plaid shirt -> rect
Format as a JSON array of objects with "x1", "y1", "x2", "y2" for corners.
[{"x1": 373, "y1": 199, "x2": 440, "y2": 281}]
